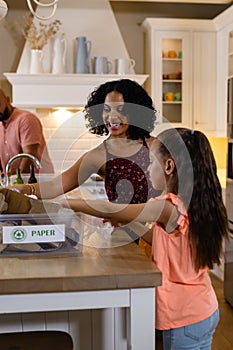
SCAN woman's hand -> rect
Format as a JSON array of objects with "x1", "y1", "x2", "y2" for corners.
[
  {"x1": 0, "y1": 188, "x2": 32, "y2": 214},
  {"x1": 5, "y1": 184, "x2": 32, "y2": 196}
]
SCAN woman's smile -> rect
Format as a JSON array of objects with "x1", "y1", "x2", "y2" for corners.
[
  {"x1": 103, "y1": 91, "x2": 129, "y2": 137},
  {"x1": 106, "y1": 116, "x2": 128, "y2": 130}
]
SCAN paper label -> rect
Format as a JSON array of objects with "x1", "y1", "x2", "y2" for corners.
[{"x1": 2, "y1": 224, "x2": 65, "y2": 244}]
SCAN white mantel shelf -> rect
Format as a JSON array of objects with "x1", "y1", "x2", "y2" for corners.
[{"x1": 4, "y1": 73, "x2": 149, "y2": 108}]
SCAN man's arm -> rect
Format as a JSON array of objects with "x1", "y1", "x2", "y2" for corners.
[{"x1": 20, "y1": 144, "x2": 39, "y2": 173}]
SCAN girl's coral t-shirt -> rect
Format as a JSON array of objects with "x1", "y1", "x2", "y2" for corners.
[{"x1": 151, "y1": 193, "x2": 218, "y2": 330}]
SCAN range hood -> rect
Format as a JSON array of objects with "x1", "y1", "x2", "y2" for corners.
[
  {"x1": 4, "y1": 73, "x2": 148, "y2": 108},
  {"x1": 4, "y1": 0, "x2": 148, "y2": 108}
]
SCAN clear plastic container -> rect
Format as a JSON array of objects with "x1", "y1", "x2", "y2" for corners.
[{"x1": 0, "y1": 211, "x2": 83, "y2": 257}]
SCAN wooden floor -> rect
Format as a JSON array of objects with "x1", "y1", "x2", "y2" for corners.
[
  {"x1": 211, "y1": 273, "x2": 233, "y2": 350},
  {"x1": 156, "y1": 273, "x2": 233, "y2": 349}
]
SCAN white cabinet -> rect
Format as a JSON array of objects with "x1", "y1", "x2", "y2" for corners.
[
  {"x1": 142, "y1": 18, "x2": 217, "y2": 134},
  {"x1": 192, "y1": 31, "x2": 217, "y2": 131},
  {"x1": 227, "y1": 31, "x2": 233, "y2": 138},
  {"x1": 161, "y1": 36, "x2": 186, "y2": 124},
  {"x1": 227, "y1": 32, "x2": 233, "y2": 137},
  {"x1": 228, "y1": 32, "x2": 233, "y2": 77},
  {"x1": 213, "y1": 4, "x2": 233, "y2": 138}
]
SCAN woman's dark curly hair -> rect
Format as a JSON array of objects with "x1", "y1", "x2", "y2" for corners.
[
  {"x1": 83, "y1": 79, "x2": 157, "y2": 141},
  {"x1": 157, "y1": 128, "x2": 229, "y2": 271}
]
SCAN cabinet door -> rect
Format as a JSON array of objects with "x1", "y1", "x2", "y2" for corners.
[
  {"x1": 152, "y1": 30, "x2": 192, "y2": 128},
  {"x1": 192, "y1": 31, "x2": 217, "y2": 132},
  {"x1": 228, "y1": 31, "x2": 233, "y2": 77},
  {"x1": 227, "y1": 31, "x2": 233, "y2": 137}
]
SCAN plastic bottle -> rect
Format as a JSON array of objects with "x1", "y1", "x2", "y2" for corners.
[
  {"x1": 13, "y1": 168, "x2": 24, "y2": 185},
  {"x1": 0, "y1": 173, "x2": 6, "y2": 187},
  {"x1": 27, "y1": 164, "x2": 37, "y2": 184}
]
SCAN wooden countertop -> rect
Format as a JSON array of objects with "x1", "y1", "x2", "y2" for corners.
[{"x1": 0, "y1": 242, "x2": 161, "y2": 295}]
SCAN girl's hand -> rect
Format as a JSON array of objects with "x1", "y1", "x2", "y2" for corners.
[{"x1": 102, "y1": 218, "x2": 127, "y2": 228}]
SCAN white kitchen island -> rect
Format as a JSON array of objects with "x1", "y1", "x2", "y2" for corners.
[{"x1": 0, "y1": 237, "x2": 161, "y2": 350}]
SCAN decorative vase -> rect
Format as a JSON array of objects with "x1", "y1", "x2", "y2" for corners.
[
  {"x1": 75, "y1": 36, "x2": 91, "y2": 74},
  {"x1": 29, "y1": 49, "x2": 44, "y2": 74},
  {"x1": 52, "y1": 33, "x2": 67, "y2": 74}
]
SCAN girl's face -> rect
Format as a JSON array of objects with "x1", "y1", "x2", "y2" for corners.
[
  {"x1": 103, "y1": 91, "x2": 129, "y2": 138},
  {"x1": 148, "y1": 140, "x2": 170, "y2": 192}
]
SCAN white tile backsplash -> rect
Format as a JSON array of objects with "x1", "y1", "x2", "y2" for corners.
[{"x1": 36, "y1": 108, "x2": 104, "y2": 173}]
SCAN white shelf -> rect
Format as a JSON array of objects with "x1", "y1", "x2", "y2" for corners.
[
  {"x1": 163, "y1": 79, "x2": 182, "y2": 82},
  {"x1": 4, "y1": 73, "x2": 149, "y2": 108},
  {"x1": 162, "y1": 58, "x2": 182, "y2": 61},
  {"x1": 163, "y1": 101, "x2": 182, "y2": 104}
]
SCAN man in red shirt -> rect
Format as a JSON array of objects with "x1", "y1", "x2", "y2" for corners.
[{"x1": 0, "y1": 89, "x2": 54, "y2": 175}]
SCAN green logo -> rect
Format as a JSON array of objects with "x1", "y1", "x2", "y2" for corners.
[{"x1": 11, "y1": 228, "x2": 27, "y2": 242}]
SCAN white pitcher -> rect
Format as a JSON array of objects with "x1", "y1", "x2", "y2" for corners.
[
  {"x1": 94, "y1": 56, "x2": 113, "y2": 74},
  {"x1": 52, "y1": 33, "x2": 67, "y2": 74},
  {"x1": 116, "y1": 58, "x2": 135, "y2": 75},
  {"x1": 29, "y1": 49, "x2": 44, "y2": 74}
]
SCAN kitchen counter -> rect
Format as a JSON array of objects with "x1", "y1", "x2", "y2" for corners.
[
  {"x1": 0, "y1": 238, "x2": 161, "y2": 350},
  {"x1": 0, "y1": 241, "x2": 161, "y2": 295}
]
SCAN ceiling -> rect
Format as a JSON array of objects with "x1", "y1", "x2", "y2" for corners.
[
  {"x1": 4, "y1": 0, "x2": 233, "y2": 19},
  {"x1": 110, "y1": 1, "x2": 233, "y2": 19},
  {"x1": 110, "y1": 0, "x2": 232, "y2": 3}
]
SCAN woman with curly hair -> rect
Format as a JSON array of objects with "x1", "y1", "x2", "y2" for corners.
[{"x1": 12, "y1": 79, "x2": 159, "y2": 211}]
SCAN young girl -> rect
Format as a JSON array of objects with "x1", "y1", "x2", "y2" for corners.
[{"x1": 61, "y1": 127, "x2": 229, "y2": 350}]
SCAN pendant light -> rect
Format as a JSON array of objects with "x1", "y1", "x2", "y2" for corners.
[
  {"x1": 0, "y1": 0, "x2": 59, "y2": 21},
  {"x1": 26, "y1": 0, "x2": 59, "y2": 20},
  {"x1": 0, "y1": 0, "x2": 7, "y2": 20}
]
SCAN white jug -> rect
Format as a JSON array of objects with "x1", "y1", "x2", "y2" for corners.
[
  {"x1": 116, "y1": 58, "x2": 135, "y2": 75},
  {"x1": 52, "y1": 33, "x2": 67, "y2": 74},
  {"x1": 29, "y1": 49, "x2": 44, "y2": 74},
  {"x1": 94, "y1": 56, "x2": 113, "y2": 74}
]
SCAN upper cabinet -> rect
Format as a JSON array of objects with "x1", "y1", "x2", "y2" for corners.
[
  {"x1": 142, "y1": 18, "x2": 219, "y2": 135},
  {"x1": 228, "y1": 32, "x2": 233, "y2": 78},
  {"x1": 192, "y1": 30, "x2": 217, "y2": 132},
  {"x1": 161, "y1": 35, "x2": 185, "y2": 125},
  {"x1": 227, "y1": 30, "x2": 233, "y2": 138}
]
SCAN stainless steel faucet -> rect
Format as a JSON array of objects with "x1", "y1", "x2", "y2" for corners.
[{"x1": 5, "y1": 153, "x2": 41, "y2": 186}]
